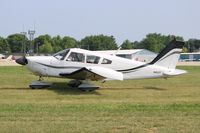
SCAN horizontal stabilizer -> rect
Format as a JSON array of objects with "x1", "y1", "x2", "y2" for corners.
[{"x1": 163, "y1": 69, "x2": 187, "y2": 77}]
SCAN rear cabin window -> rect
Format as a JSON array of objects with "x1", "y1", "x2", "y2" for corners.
[
  {"x1": 86, "y1": 55, "x2": 100, "y2": 64},
  {"x1": 66, "y1": 52, "x2": 85, "y2": 63},
  {"x1": 101, "y1": 58, "x2": 112, "y2": 64}
]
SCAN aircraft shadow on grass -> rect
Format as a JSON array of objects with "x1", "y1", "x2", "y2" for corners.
[
  {"x1": 46, "y1": 82, "x2": 101, "y2": 95},
  {"x1": 101, "y1": 86, "x2": 166, "y2": 91},
  {"x1": 0, "y1": 82, "x2": 101, "y2": 95},
  {"x1": 143, "y1": 86, "x2": 167, "y2": 91},
  {"x1": 0, "y1": 83, "x2": 165, "y2": 95},
  {"x1": 0, "y1": 87, "x2": 30, "y2": 90}
]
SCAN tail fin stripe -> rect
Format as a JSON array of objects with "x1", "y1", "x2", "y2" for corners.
[
  {"x1": 149, "y1": 39, "x2": 184, "y2": 64},
  {"x1": 151, "y1": 51, "x2": 182, "y2": 64},
  {"x1": 117, "y1": 39, "x2": 185, "y2": 72}
]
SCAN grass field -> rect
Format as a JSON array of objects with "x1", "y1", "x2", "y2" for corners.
[{"x1": 0, "y1": 66, "x2": 200, "y2": 133}]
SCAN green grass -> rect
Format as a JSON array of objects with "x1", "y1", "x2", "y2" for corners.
[{"x1": 0, "y1": 66, "x2": 200, "y2": 133}]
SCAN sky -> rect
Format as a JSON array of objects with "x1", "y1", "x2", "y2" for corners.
[{"x1": 1, "y1": 0, "x2": 200, "y2": 44}]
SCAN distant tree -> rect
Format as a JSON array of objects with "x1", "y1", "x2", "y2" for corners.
[
  {"x1": 133, "y1": 41, "x2": 140, "y2": 49},
  {"x1": 80, "y1": 35, "x2": 117, "y2": 50},
  {"x1": 34, "y1": 34, "x2": 51, "y2": 53},
  {"x1": 186, "y1": 39, "x2": 200, "y2": 52},
  {"x1": 121, "y1": 39, "x2": 134, "y2": 49},
  {"x1": 35, "y1": 35, "x2": 78, "y2": 53},
  {"x1": 0, "y1": 37, "x2": 11, "y2": 53},
  {"x1": 62, "y1": 36, "x2": 78, "y2": 49},
  {"x1": 51, "y1": 35, "x2": 63, "y2": 52},
  {"x1": 182, "y1": 47, "x2": 188, "y2": 53},
  {"x1": 39, "y1": 41, "x2": 53, "y2": 53},
  {"x1": 135, "y1": 33, "x2": 184, "y2": 53},
  {"x1": 7, "y1": 34, "x2": 28, "y2": 53},
  {"x1": 5, "y1": 32, "x2": 195, "y2": 54},
  {"x1": 162, "y1": 35, "x2": 184, "y2": 46}
]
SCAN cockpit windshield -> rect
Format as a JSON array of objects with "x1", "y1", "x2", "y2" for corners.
[{"x1": 53, "y1": 49, "x2": 70, "y2": 60}]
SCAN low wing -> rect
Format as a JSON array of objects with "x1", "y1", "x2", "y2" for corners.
[{"x1": 59, "y1": 66, "x2": 123, "y2": 81}]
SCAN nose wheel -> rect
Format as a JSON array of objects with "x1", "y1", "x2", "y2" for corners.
[{"x1": 39, "y1": 76, "x2": 44, "y2": 81}]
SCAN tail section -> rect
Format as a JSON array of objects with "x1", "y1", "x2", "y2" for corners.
[{"x1": 149, "y1": 39, "x2": 185, "y2": 69}]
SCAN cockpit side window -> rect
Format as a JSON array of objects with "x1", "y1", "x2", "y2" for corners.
[
  {"x1": 101, "y1": 58, "x2": 112, "y2": 64},
  {"x1": 53, "y1": 49, "x2": 69, "y2": 60},
  {"x1": 86, "y1": 55, "x2": 100, "y2": 64},
  {"x1": 66, "y1": 52, "x2": 85, "y2": 63}
]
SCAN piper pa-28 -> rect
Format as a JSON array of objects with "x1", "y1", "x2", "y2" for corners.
[{"x1": 16, "y1": 39, "x2": 187, "y2": 91}]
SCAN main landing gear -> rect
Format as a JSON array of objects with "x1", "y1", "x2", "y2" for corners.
[
  {"x1": 68, "y1": 80, "x2": 99, "y2": 92},
  {"x1": 29, "y1": 76, "x2": 52, "y2": 89},
  {"x1": 29, "y1": 77, "x2": 99, "y2": 92}
]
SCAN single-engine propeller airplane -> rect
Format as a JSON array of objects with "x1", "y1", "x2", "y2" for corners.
[{"x1": 16, "y1": 39, "x2": 187, "y2": 91}]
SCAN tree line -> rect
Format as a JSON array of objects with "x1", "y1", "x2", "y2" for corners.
[{"x1": 0, "y1": 33, "x2": 200, "y2": 54}]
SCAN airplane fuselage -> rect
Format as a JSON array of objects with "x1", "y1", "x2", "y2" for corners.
[{"x1": 25, "y1": 48, "x2": 182, "y2": 81}]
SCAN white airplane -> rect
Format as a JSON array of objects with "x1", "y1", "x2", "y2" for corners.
[
  {"x1": 0, "y1": 54, "x2": 5, "y2": 59},
  {"x1": 0, "y1": 55, "x2": 16, "y2": 64},
  {"x1": 16, "y1": 39, "x2": 187, "y2": 91},
  {"x1": 0, "y1": 55, "x2": 15, "y2": 61}
]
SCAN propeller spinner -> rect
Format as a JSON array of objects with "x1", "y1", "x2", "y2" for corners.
[{"x1": 15, "y1": 56, "x2": 28, "y2": 65}]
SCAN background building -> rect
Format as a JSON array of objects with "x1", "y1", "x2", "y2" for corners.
[
  {"x1": 179, "y1": 53, "x2": 200, "y2": 62},
  {"x1": 96, "y1": 49, "x2": 157, "y2": 63}
]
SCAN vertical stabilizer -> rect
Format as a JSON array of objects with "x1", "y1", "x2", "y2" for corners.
[{"x1": 149, "y1": 39, "x2": 185, "y2": 69}]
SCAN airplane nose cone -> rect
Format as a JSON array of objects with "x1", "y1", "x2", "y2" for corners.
[{"x1": 15, "y1": 57, "x2": 28, "y2": 65}]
